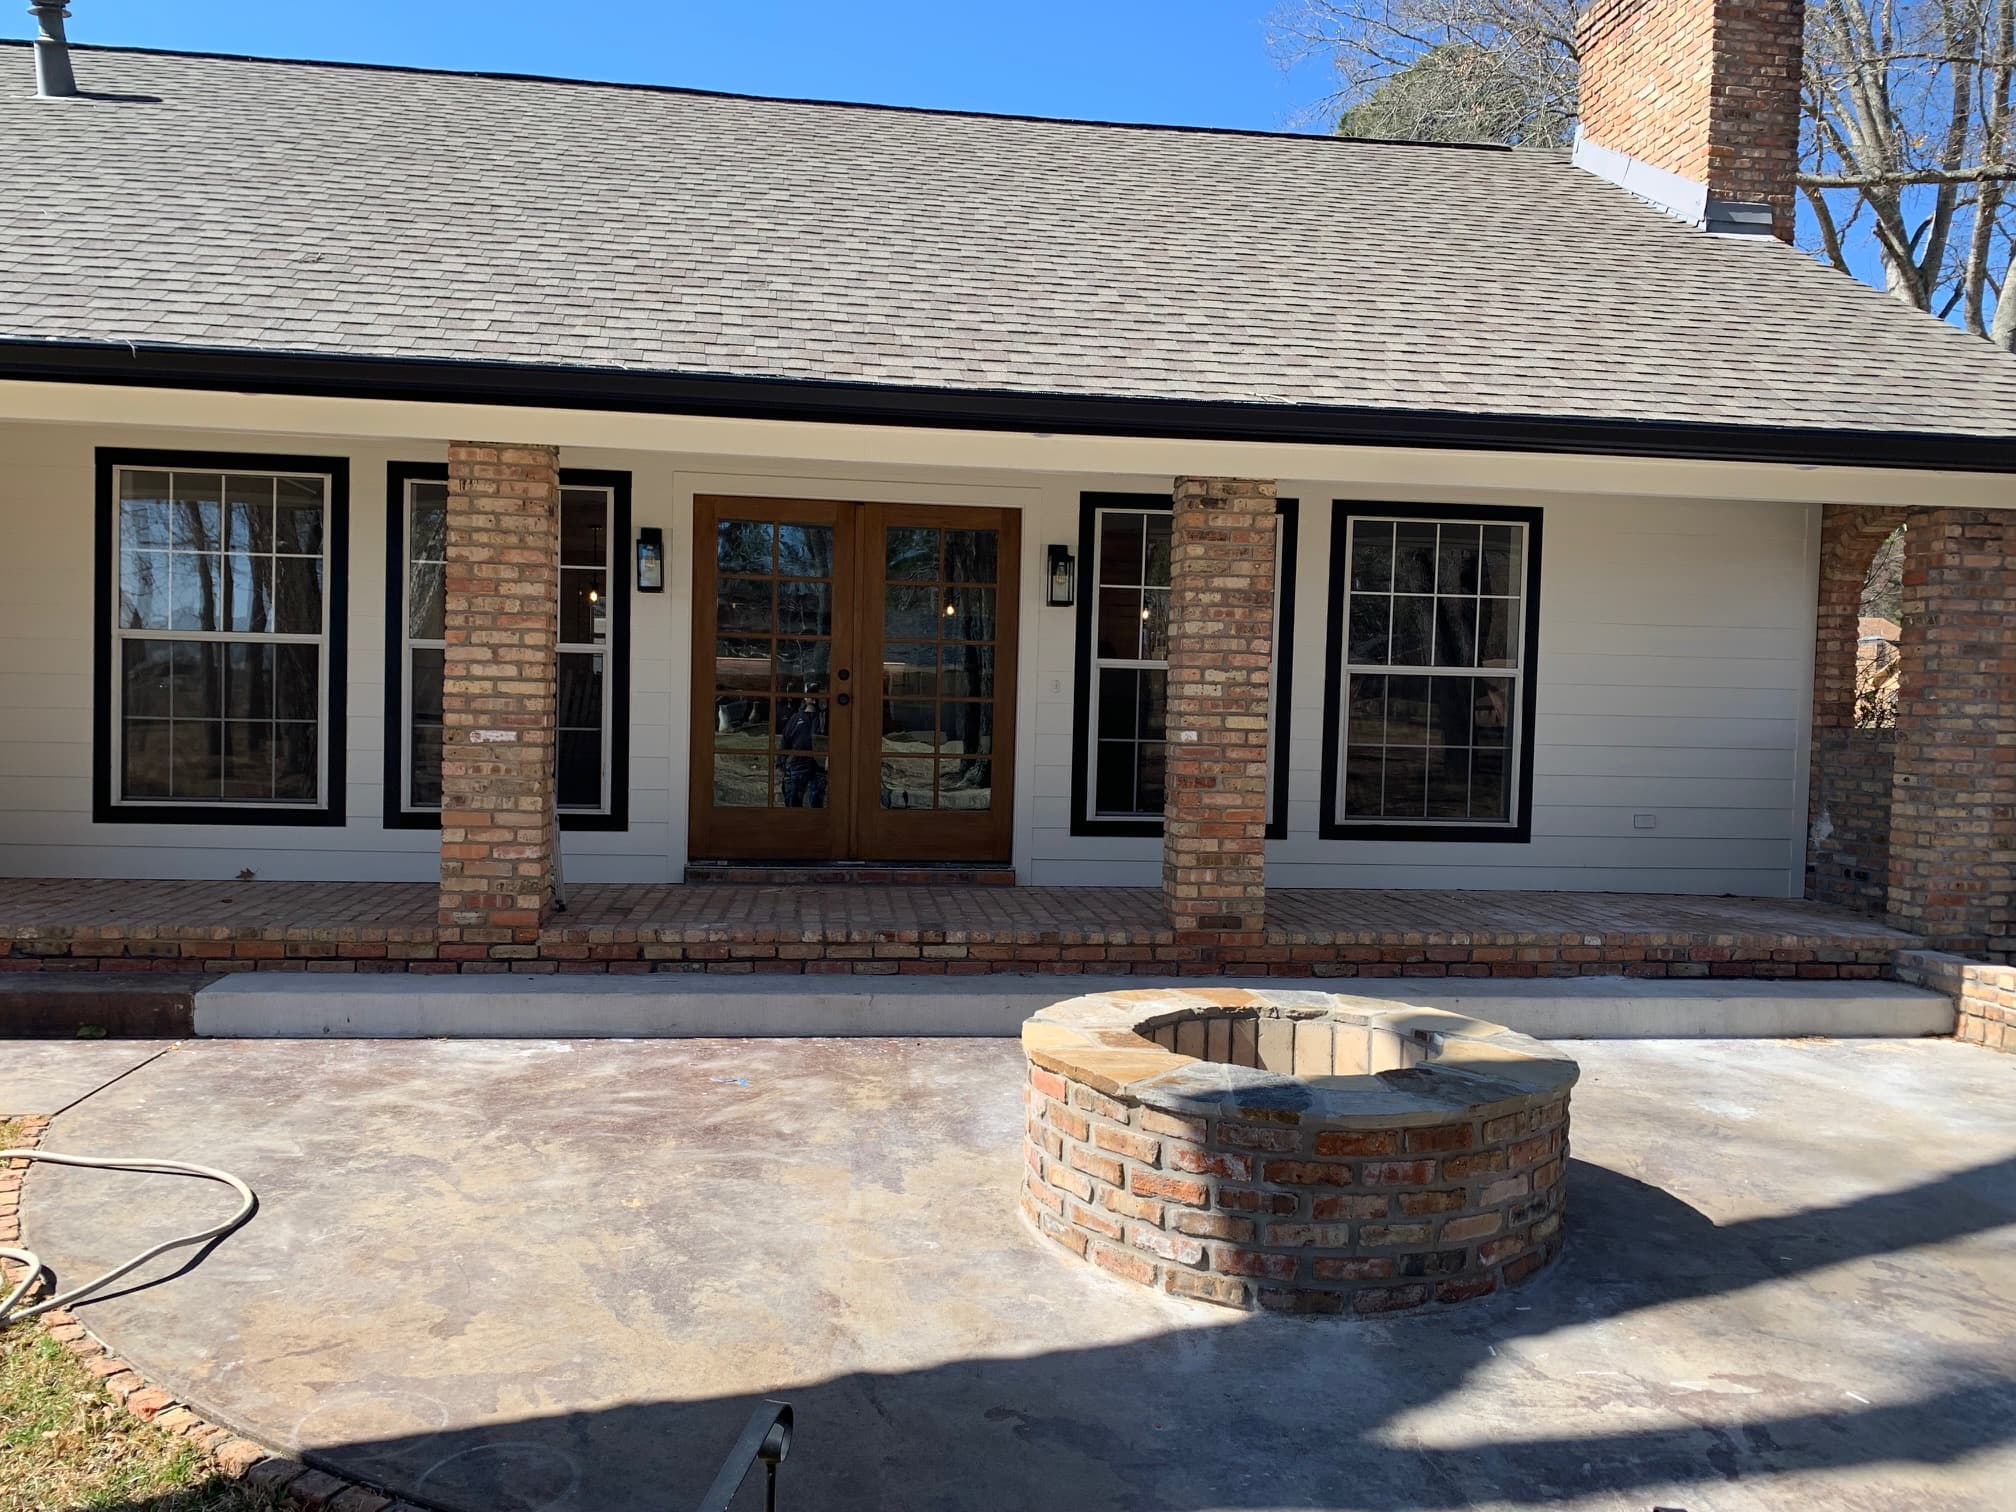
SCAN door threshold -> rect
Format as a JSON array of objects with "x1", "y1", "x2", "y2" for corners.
[{"x1": 683, "y1": 861, "x2": 1017, "y2": 887}]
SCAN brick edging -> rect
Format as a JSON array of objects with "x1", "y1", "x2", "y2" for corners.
[
  {"x1": 2, "y1": 1115, "x2": 426, "y2": 1512},
  {"x1": 0, "y1": 925, "x2": 1907, "y2": 979}
]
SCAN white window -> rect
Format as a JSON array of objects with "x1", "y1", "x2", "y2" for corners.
[
  {"x1": 1077, "y1": 499, "x2": 1294, "y2": 832},
  {"x1": 1331, "y1": 512, "x2": 1536, "y2": 833},
  {"x1": 1086, "y1": 506, "x2": 1173, "y2": 821},
  {"x1": 107, "y1": 460, "x2": 338, "y2": 816},
  {"x1": 392, "y1": 471, "x2": 622, "y2": 822}
]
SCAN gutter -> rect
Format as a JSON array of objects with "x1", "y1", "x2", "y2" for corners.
[{"x1": 1, "y1": 337, "x2": 2012, "y2": 475}]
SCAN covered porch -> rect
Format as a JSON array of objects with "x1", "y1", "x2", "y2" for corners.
[{"x1": 0, "y1": 876, "x2": 1915, "y2": 978}]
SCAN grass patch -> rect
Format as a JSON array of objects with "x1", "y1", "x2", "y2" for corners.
[{"x1": 1, "y1": 1121, "x2": 278, "y2": 1512}]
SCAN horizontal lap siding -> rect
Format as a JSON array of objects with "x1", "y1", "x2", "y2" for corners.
[
  {"x1": 1269, "y1": 490, "x2": 1812, "y2": 895},
  {"x1": 0, "y1": 422, "x2": 675, "y2": 883}
]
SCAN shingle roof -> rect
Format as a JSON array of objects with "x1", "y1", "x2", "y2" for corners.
[{"x1": 4, "y1": 42, "x2": 2016, "y2": 445}]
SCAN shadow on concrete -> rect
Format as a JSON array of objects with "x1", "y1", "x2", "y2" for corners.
[{"x1": 80, "y1": 1154, "x2": 2016, "y2": 1512}]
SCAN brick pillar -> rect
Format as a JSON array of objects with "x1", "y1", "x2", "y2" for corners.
[
  {"x1": 1806, "y1": 504, "x2": 1906, "y2": 913},
  {"x1": 438, "y1": 441, "x2": 562, "y2": 944},
  {"x1": 1886, "y1": 509, "x2": 2016, "y2": 958},
  {"x1": 1163, "y1": 477, "x2": 1278, "y2": 934}
]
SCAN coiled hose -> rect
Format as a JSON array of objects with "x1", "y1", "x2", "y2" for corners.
[{"x1": 0, "y1": 1151, "x2": 257, "y2": 1328}]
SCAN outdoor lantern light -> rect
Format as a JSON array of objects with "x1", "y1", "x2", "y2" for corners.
[{"x1": 1046, "y1": 544, "x2": 1076, "y2": 606}]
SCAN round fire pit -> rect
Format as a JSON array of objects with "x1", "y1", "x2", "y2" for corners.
[{"x1": 1019, "y1": 988, "x2": 1577, "y2": 1316}]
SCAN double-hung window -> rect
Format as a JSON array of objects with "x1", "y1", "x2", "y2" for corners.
[
  {"x1": 1070, "y1": 493, "x2": 1296, "y2": 838},
  {"x1": 384, "y1": 464, "x2": 629, "y2": 830},
  {"x1": 1321, "y1": 505, "x2": 1541, "y2": 841},
  {"x1": 97, "y1": 451, "x2": 348, "y2": 823}
]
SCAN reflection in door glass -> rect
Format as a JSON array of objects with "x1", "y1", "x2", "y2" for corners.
[{"x1": 876, "y1": 522, "x2": 1002, "y2": 813}]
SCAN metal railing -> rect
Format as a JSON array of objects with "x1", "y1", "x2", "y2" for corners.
[{"x1": 696, "y1": 1399, "x2": 793, "y2": 1512}]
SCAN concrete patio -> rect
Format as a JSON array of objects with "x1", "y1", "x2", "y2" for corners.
[{"x1": 5, "y1": 1033, "x2": 2014, "y2": 1510}]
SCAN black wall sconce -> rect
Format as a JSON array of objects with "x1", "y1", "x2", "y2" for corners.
[
  {"x1": 1046, "y1": 544, "x2": 1076, "y2": 607},
  {"x1": 636, "y1": 527, "x2": 665, "y2": 592}
]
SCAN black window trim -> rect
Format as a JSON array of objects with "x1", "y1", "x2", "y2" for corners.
[
  {"x1": 1067, "y1": 491, "x2": 1298, "y2": 841},
  {"x1": 381, "y1": 461, "x2": 632, "y2": 833},
  {"x1": 92, "y1": 447, "x2": 350, "y2": 827},
  {"x1": 1318, "y1": 500, "x2": 1542, "y2": 844}
]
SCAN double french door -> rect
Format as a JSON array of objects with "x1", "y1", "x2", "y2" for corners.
[{"x1": 688, "y1": 496, "x2": 1020, "y2": 863}]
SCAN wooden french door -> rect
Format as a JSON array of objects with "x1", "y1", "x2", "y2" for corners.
[{"x1": 688, "y1": 496, "x2": 1019, "y2": 864}]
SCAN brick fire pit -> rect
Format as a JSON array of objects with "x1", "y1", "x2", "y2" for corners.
[{"x1": 1019, "y1": 988, "x2": 1577, "y2": 1316}]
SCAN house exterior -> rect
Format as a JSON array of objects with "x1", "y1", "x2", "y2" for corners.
[{"x1": 1, "y1": 0, "x2": 2014, "y2": 1024}]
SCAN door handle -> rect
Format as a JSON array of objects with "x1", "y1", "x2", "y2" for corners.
[{"x1": 836, "y1": 693, "x2": 851, "y2": 707}]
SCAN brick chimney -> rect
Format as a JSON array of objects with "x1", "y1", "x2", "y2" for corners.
[{"x1": 1573, "y1": 0, "x2": 1804, "y2": 240}]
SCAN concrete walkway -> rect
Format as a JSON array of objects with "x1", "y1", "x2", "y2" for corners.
[{"x1": 6, "y1": 1036, "x2": 2014, "y2": 1511}]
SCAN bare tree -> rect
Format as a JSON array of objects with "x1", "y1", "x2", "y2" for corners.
[{"x1": 1270, "y1": 0, "x2": 2016, "y2": 346}]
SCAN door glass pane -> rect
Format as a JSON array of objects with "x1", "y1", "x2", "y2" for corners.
[
  {"x1": 718, "y1": 577, "x2": 772, "y2": 633},
  {"x1": 716, "y1": 638, "x2": 773, "y2": 691},
  {"x1": 717, "y1": 520, "x2": 772, "y2": 574},
  {"x1": 936, "y1": 702, "x2": 993, "y2": 758},
  {"x1": 778, "y1": 524, "x2": 834, "y2": 579},
  {"x1": 939, "y1": 758, "x2": 991, "y2": 810},
  {"x1": 937, "y1": 644, "x2": 993, "y2": 699},
  {"x1": 775, "y1": 639, "x2": 830, "y2": 693},
  {"x1": 778, "y1": 695, "x2": 828, "y2": 753},
  {"x1": 885, "y1": 527, "x2": 939, "y2": 581},
  {"x1": 883, "y1": 700, "x2": 937, "y2": 753},
  {"x1": 885, "y1": 586, "x2": 936, "y2": 641},
  {"x1": 714, "y1": 695, "x2": 771, "y2": 748},
  {"x1": 714, "y1": 753, "x2": 769, "y2": 807},
  {"x1": 777, "y1": 754, "x2": 828, "y2": 809},
  {"x1": 879, "y1": 758, "x2": 935, "y2": 809},
  {"x1": 945, "y1": 529, "x2": 998, "y2": 583},
  {"x1": 881, "y1": 641, "x2": 937, "y2": 698},
  {"x1": 944, "y1": 586, "x2": 995, "y2": 642},
  {"x1": 777, "y1": 580, "x2": 832, "y2": 636}
]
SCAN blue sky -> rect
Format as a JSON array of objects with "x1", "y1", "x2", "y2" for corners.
[{"x1": 49, "y1": 1, "x2": 1328, "y2": 133}]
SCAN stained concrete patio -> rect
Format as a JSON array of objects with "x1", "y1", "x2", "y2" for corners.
[{"x1": 6, "y1": 1033, "x2": 2014, "y2": 1511}]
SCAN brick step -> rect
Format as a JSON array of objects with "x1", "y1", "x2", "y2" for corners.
[
  {"x1": 0, "y1": 973, "x2": 204, "y2": 1037},
  {"x1": 681, "y1": 863, "x2": 1017, "y2": 886}
]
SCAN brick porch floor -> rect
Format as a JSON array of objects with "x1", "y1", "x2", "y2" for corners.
[{"x1": 0, "y1": 878, "x2": 1915, "y2": 978}]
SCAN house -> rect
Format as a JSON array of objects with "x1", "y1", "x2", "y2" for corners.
[{"x1": 1, "y1": 0, "x2": 2013, "y2": 1035}]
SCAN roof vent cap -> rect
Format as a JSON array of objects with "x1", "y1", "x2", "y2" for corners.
[{"x1": 29, "y1": 1, "x2": 78, "y2": 99}]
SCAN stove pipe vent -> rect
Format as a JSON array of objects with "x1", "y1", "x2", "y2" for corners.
[{"x1": 30, "y1": 1, "x2": 78, "y2": 99}]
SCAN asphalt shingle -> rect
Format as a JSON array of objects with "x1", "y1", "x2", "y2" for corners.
[{"x1": 4, "y1": 42, "x2": 2016, "y2": 440}]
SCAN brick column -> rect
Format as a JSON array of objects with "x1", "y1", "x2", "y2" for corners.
[
  {"x1": 1806, "y1": 504, "x2": 1906, "y2": 913},
  {"x1": 1886, "y1": 508, "x2": 2016, "y2": 958},
  {"x1": 1163, "y1": 477, "x2": 1278, "y2": 934},
  {"x1": 438, "y1": 441, "x2": 562, "y2": 945}
]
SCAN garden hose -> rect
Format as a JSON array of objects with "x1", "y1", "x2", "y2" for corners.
[{"x1": 0, "y1": 1151, "x2": 257, "y2": 1328}]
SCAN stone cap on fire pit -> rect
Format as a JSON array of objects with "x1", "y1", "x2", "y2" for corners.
[{"x1": 1022, "y1": 987, "x2": 1578, "y2": 1129}]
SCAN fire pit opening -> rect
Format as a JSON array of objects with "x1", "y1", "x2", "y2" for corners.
[{"x1": 1019, "y1": 989, "x2": 1578, "y2": 1317}]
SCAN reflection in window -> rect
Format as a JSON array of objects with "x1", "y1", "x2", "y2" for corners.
[
  {"x1": 1087, "y1": 509, "x2": 1173, "y2": 818},
  {"x1": 877, "y1": 522, "x2": 1001, "y2": 811},
  {"x1": 1338, "y1": 516, "x2": 1529, "y2": 825},
  {"x1": 397, "y1": 478, "x2": 619, "y2": 817},
  {"x1": 112, "y1": 466, "x2": 330, "y2": 807}
]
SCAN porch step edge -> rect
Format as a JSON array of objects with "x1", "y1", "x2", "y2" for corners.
[{"x1": 190, "y1": 974, "x2": 1955, "y2": 1041}]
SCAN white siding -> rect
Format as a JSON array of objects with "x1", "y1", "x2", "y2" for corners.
[{"x1": 0, "y1": 421, "x2": 1818, "y2": 894}]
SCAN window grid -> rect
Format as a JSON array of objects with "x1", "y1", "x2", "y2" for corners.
[
  {"x1": 399, "y1": 481, "x2": 617, "y2": 817},
  {"x1": 1338, "y1": 516, "x2": 1527, "y2": 827},
  {"x1": 110, "y1": 466, "x2": 332, "y2": 809},
  {"x1": 1087, "y1": 508, "x2": 1172, "y2": 820}
]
